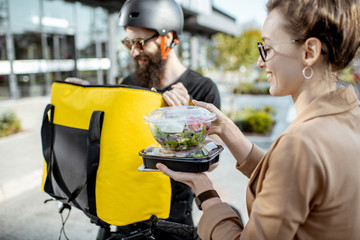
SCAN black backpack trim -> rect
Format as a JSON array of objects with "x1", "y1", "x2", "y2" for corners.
[{"x1": 41, "y1": 103, "x2": 104, "y2": 219}]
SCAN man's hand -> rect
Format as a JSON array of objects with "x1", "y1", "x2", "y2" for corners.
[
  {"x1": 162, "y1": 82, "x2": 191, "y2": 106},
  {"x1": 64, "y1": 77, "x2": 90, "y2": 85}
]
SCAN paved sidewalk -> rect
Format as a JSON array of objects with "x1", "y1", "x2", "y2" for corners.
[{"x1": 0, "y1": 96, "x2": 50, "y2": 203}]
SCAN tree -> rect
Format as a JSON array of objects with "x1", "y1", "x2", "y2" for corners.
[
  {"x1": 210, "y1": 29, "x2": 262, "y2": 116},
  {"x1": 212, "y1": 29, "x2": 261, "y2": 71}
]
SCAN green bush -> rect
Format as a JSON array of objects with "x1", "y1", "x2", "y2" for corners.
[
  {"x1": 260, "y1": 106, "x2": 276, "y2": 116},
  {"x1": 0, "y1": 111, "x2": 22, "y2": 138},
  {"x1": 227, "y1": 106, "x2": 275, "y2": 135},
  {"x1": 243, "y1": 112, "x2": 274, "y2": 134},
  {"x1": 233, "y1": 82, "x2": 270, "y2": 95}
]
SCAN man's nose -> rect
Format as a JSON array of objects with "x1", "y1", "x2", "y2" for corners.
[{"x1": 130, "y1": 45, "x2": 142, "y2": 58}]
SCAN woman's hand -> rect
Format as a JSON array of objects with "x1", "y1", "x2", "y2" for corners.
[
  {"x1": 194, "y1": 100, "x2": 254, "y2": 166},
  {"x1": 162, "y1": 82, "x2": 191, "y2": 106},
  {"x1": 156, "y1": 163, "x2": 214, "y2": 195},
  {"x1": 192, "y1": 100, "x2": 228, "y2": 137}
]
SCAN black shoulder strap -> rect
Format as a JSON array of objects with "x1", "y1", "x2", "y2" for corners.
[
  {"x1": 87, "y1": 110, "x2": 104, "y2": 216},
  {"x1": 66, "y1": 111, "x2": 104, "y2": 213},
  {"x1": 41, "y1": 106, "x2": 104, "y2": 215},
  {"x1": 41, "y1": 104, "x2": 56, "y2": 195}
]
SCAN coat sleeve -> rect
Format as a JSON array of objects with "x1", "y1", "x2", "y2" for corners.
[
  {"x1": 197, "y1": 144, "x2": 264, "y2": 239},
  {"x1": 198, "y1": 134, "x2": 325, "y2": 240},
  {"x1": 241, "y1": 134, "x2": 326, "y2": 239},
  {"x1": 236, "y1": 143, "x2": 265, "y2": 178},
  {"x1": 198, "y1": 202, "x2": 243, "y2": 240}
]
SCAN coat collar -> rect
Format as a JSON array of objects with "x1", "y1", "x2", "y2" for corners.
[{"x1": 290, "y1": 86, "x2": 359, "y2": 125}]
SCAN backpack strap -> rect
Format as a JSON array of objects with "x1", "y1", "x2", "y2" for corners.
[
  {"x1": 66, "y1": 111, "x2": 104, "y2": 216},
  {"x1": 87, "y1": 110, "x2": 104, "y2": 216},
  {"x1": 41, "y1": 104, "x2": 58, "y2": 198},
  {"x1": 41, "y1": 106, "x2": 104, "y2": 211}
]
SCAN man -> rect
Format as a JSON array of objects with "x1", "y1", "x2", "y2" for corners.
[
  {"x1": 67, "y1": 0, "x2": 221, "y2": 239},
  {"x1": 118, "y1": 0, "x2": 220, "y2": 109},
  {"x1": 119, "y1": 1, "x2": 221, "y2": 239}
]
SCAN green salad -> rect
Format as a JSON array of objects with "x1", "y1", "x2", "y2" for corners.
[{"x1": 152, "y1": 124, "x2": 208, "y2": 150}]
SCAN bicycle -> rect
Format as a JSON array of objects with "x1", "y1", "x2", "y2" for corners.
[
  {"x1": 96, "y1": 215, "x2": 198, "y2": 240},
  {"x1": 49, "y1": 201, "x2": 199, "y2": 240}
]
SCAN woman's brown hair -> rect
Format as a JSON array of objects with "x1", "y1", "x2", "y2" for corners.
[{"x1": 266, "y1": 0, "x2": 360, "y2": 72}]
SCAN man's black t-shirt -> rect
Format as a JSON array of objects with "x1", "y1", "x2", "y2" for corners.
[
  {"x1": 122, "y1": 69, "x2": 221, "y2": 109},
  {"x1": 122, "y1": 69, "x2": 221, "y2": 239}
]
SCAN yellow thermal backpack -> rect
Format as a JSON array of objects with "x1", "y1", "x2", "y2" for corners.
[{"x1": 40, "y1": 81, "x2": 171, "y2": 226}]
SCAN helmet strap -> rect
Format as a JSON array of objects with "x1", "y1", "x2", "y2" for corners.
[{"x1": 160, "y1": 36, "x2": 179, "y2": 60}]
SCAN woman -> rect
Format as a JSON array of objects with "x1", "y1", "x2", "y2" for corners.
[{"x1": 156, "y1": 0, "x2": 360, "y2": 239}]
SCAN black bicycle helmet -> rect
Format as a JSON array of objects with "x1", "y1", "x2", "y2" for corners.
[
  {"x1": 118, "y1": 0, "x2": 184, "y2": 39},
  {"x1": 118, "y1": 0, "x2": 184, "y2": 59}
]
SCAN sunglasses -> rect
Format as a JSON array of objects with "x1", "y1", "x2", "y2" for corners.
[{"x1": 122, "y1": 33, "x2": 159, "y2": 51}]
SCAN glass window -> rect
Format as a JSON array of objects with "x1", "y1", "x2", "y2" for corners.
[
  {"x1": 117, "y1": 28, "x2": 134, "y2": 77},
  {"x1": 9, "y1": 0, "x2": 41, "y2": 33},
  {"x1": 76, "y1": 4, "x2": 94, "y2": 58},
  {"x1": 75, "y1": 4, "x2": 108, "y2": 58},
  {"x1": 78, "y1": 70, "x2": 98, "y2": 84},
  {"x1": 0, "y1": 0, "x2": 8, "y2": 61},
  {"x1": 198, "y1": 36, "x2": 211, "y2": 69},
  {"x1": 17, "y1": 73, "x2": 46, "y2": 98},
  {"x1": 178, "y1": 32, "x2": 191, "y2": 68},
  {"x1": 94, "y1": 7, "x2": 108, "y2": 39},
  {"x1": 43, "y1": 0, "x2": 75, "y2": 34},
  {"x1": 8, "y1": 0, "x2": 77, "y2": 61},
  {"x1": 0, "y1": 36, "x2": 7, "y2": 60},
  {"x1": 0, "y1": 75, "x2": 10, "y2": 100},
  {"x1": 14, "y1": 32, "x2": 42, "y2": 59}
]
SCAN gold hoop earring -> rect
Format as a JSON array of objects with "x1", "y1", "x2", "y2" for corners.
[{"x1": 302, "y1": 66, "x2": 313, "y2": 79}]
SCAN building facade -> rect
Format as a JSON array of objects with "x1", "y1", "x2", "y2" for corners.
[{"x1": 0, "y1": 0, "x2": 239, "y2": 99}]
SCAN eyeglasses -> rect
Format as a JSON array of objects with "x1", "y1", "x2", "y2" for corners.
[
  {"x1": 257, "y1": 40, "x2": 299, "y2": 62},
  {"x1": 257, "y1": 39, "x2": 327, "y2": 62},
  {"x1": 122, "y1": 33, "x2": 159, "y2": 51}
]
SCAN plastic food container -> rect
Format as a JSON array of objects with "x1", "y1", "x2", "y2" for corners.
[
  {"x1": 144, "y1": 106, "x2": 216, "y2": 150},
  {"x1": 139, "y1": 142, "x2": 223, "y2": 172}
]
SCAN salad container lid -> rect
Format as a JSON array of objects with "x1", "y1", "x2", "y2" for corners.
[{"x1": 144, "y1": 106, "x2": 216, "y2": 125}]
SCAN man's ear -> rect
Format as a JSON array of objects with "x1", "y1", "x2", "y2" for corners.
[
  {"x1": 303, "y1": 37, "x2": 322, "y2": 67},
  {"x1": 166, "y1": 31, "x2": 174, "y2": 46}
]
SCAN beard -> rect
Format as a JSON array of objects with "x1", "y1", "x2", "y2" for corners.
[{"x1": 134, "y1": 48, "x2": 165, "y2": 90}]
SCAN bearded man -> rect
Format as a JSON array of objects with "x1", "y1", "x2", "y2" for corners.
[
  {"x1": 118, "y1": 2, "x2": 220, "y2": 239},
  {"x1": 120, "y1": 25, "x2": 220, "y2": 109}
]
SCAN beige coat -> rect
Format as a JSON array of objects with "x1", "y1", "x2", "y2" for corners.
[{"x1": 198, "y1": 86, "x2": 360, "y2": 240}]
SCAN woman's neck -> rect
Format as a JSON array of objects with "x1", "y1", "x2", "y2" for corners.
[{"x1": 292, "y1": 72, "x2": 337, "y2": 116}]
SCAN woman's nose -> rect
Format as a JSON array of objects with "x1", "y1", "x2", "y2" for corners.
[{"x1": 257, "y1": 56, "x2": 265, "y2": 69}]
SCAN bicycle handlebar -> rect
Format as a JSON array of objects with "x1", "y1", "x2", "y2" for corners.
[
  {"x1": 96, "y1": 215, "x2": 198, "y2": 240},
  {"x1": 155, "y1": 219, "x2": 196, "y2": 239}
]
